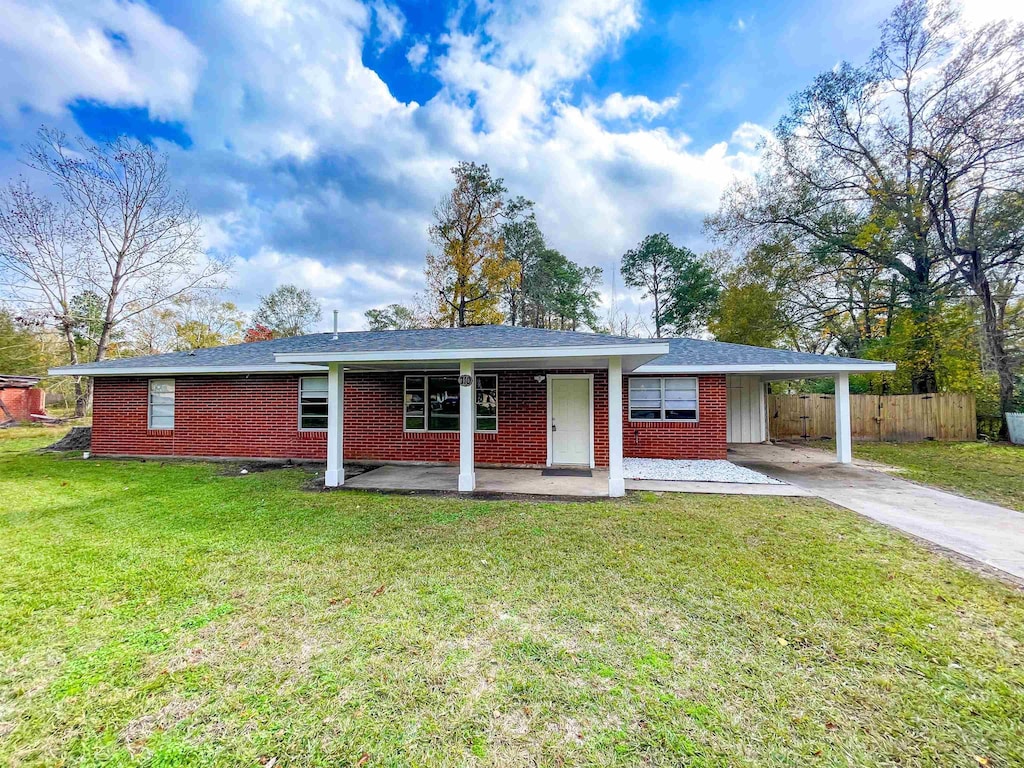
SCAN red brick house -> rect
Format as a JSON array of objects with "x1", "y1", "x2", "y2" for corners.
[{"x1": 50, "y1": 326, "x2": 893, "y2": 496}]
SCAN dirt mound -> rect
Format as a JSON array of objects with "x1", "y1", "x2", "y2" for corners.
[{"x1": 45, "y1": 426, "x2": 92, "y2": 451}]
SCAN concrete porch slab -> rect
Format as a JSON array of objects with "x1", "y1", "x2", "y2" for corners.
[
  {"x1": 343, "y1": 464, "x2": 610, "y2": 497},
  {"x1": 340, "y1": 464, "x2": 812, "y2": 498}
]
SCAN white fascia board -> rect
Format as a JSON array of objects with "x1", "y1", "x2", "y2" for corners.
[
  {"x1": 633, "y1": 362, "x2": 897, "y2": 374},
  {"x1": 48, "y1": 364, "x2": 328, "y2": 376},
  {"x1": 273, "y1": 343, "x2": 670, "y2": 364}
]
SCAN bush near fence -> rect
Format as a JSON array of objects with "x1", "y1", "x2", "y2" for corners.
[{"x1": 768, "y1": 392, "x2": 976, "y2": 442}]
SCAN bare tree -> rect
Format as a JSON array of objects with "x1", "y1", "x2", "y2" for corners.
[
  {"x1": 0, "y1": 129, "x2": 228, "y2": 412},
  {"x1": 0, "y1": 182, "x2": 91, "y2": 413}
]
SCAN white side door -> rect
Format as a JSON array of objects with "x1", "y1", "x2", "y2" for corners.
[{"x1": 549, "y1": 377, "x2": 592, "y2": 466}]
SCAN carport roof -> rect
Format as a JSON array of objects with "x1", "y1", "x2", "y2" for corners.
[{"x1": 47, "y1": 325, "x2": 894, "y2": 376}]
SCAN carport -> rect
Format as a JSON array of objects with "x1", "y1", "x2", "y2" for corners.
[{"x1": 634, "y1": 340, "x2": 896, "y2": 464}]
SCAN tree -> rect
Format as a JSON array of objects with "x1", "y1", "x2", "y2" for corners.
[
  {"x1": 168, "y1": 295, "x2": 246, "y2": 350},
  {"x1": 620, "y1": 234, "x2": 679, "y2": 337},
  {"x1": 0, "y1": 129, "x2": 226, "y2": 414},
  {"x1": 709, "y1": 281, "x2": 786, "y2": 348},
  {"x1": 709, "y1": 0, "x2": 1024, "y2": 419},
  {"x1": 365, "y1": 303, "x2": 424, "y2": 330},
  {"x1": 425, "y1": 162, "x2": 527, "y2": 327},
  {"x1": 523, "y1": 249, "x2": 602, "y2": 331},
  {"x1": 621, "y1": 234, "x2": 716, "y2": 336},
  {"x1": 663, "y1": 249, "x2": 722, "y2": 336},
  {"x1": 251, "y1": 284, "x2": 322, "y2": 338},
  {"x1": 500, "y1": 214, "x2": 546, "y2": 325},
  {"x1": 0, "y1": 181, "x2": 89, "y2": 413},
  {"x1": 0, "y1": 306, "x2": 50, "y2": 375},
  {"x1": 243, "y1": 324, "x2": 275, "y2": 343}
]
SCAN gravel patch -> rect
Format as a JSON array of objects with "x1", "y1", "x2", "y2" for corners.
[{"x1": 623, "y1": 457, "x2": 784, "y2": 485}]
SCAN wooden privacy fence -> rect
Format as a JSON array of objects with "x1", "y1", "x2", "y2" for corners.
[{"x1": 768, "y1": 392, "x2": 976, "y2": 442}]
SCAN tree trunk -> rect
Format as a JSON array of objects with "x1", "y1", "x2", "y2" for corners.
[
  {"x1": 906, "y1": 279, "x2": 938, "y2": 394},
  {"x1": 972, "y1": 274, "x2": 1015, "y2": 439},
  {"x1": 59, "y1": 321, "x2": 90, "y2": 417}
]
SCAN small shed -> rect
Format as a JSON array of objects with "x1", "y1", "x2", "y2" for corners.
[{"x1": 0, "y1": 375, "x2": 46, "y2": 424}]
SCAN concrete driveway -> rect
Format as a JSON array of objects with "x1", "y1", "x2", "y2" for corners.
[{"x1": 730, "y1": 442, "x2": 1024, "y2": 583}]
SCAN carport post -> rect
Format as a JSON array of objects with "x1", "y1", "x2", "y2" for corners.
[
  {"x1": 325, "y1": 363, "x2": 345, "y2": 487},
  {"x1": 835, "y1": 372, "x2": 852, "y2": 464},
  {"x1": 608, "y1": 356, "x2": 625, "y2": 497},
  {"x1": 458, "y1": 360, "x2": 476, "y2": 492}
]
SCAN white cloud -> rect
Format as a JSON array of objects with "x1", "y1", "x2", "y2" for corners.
[
  {"x1": 0, "y1": 0, "x2": 769, "y2": 329},
  {"x1": 371, "y1": 0, "x2": 405, "y2": 49},
  {"x1": 959, "y1": 0, "x2": 1024, "y2": 27},
  {"x1": 729, "y1": 122, "x2": 771, "y2": 151},
  {"x1": 589, "y1": 92, "x2": 680, "y2": 121},
  {"x1": 730, "y1": 17, "x2": 748, "y2": 32},
  {"x1": 406, "y1": 41, "x2": 429, "y2": 69},
  {"x1": 0, "y1": 0, "x2": 203, "y2": 118}
]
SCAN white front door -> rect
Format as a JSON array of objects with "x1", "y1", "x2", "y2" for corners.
[{"x1": 549, "y1": 377, "x2": 591, "y2": 466}]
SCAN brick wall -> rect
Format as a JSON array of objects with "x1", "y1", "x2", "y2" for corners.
[
  {"x1": 91, "y1": 376, "x2": 328, "y2": 460},
  {"x1": 621, "y1": 374, "x2": 728, "y2": 460},
  {"x1": 0, "y1": 387, "x2": 45, "y2": 422},
  {"x1": 91, "y1": 370, "x2": 724, "y2": 463},
  {"x1": 344, "y1": 369, "x2": 609, "y2": 467}
]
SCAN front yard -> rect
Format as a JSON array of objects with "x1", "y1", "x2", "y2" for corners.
[{"x1": 1, "y1": 427, "x2": 1023, "y2": 767}]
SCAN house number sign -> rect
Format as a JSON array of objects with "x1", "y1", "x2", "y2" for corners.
[{"x1": 458, "y1": 374, "x2": 473, "y2": 387}]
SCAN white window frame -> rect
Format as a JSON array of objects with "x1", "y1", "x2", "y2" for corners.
[
  {"x1": 628, "y1": 376, "x2": 699, "y2": 422},
  {"x1": 404, "y1": 374, "x2": 498, "y2": 433},
  {"x1": 148, "y1": 378, "x2": 175, "y2": 430},
  {"x1": 298, "y1": 376, "x2": 329, "y2": 431}
]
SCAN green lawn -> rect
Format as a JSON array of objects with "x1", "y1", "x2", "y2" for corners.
[
  {"x1": 2, "y1": 427, "x2": 1023, "y2": 767},
  {"x1": 849, "y1": 440, "x2": 1024, "y2": 511}
]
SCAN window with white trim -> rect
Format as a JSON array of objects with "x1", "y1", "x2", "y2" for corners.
[
  {"x1": 475, "y1": 374, "x2": 497, "y2": 432},
  {"x1": 299, "y1": 376, "x2": 329, "y2": 430},
  {"x1": 628, "y1": 377, "x2": 698, "y2": 421},
  {"x1": 404, "y1": 374, "x2": 498, "y2": 432},
  {"x1": 148, "y1": 378, "x2": 175, "y2": 429}
]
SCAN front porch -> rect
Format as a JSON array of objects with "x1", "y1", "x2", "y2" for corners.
[
  {"x1": 343, "y1": 464, "x2": 611, "y2": 497},
  {"x1": 333, "y1": 461, "x2": 811, "y2": 498}
]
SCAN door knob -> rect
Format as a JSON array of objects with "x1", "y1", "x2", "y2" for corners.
[{"x1": 552, "y1": 423, "x2": 557, "y2": 431}]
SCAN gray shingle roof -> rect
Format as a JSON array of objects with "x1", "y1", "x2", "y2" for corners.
[
  {"x1": 52, "y1": 325, "x2": 658, "y2": 372},
  {"x1": 50, "y1": 325, "x2": 890, "y2": 373},
  {"x1": 644, "y1": 337, "x2": 886, "y2": 368}
]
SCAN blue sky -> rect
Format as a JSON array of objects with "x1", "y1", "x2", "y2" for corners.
[{"x1": 0, "y1": 0, "x2": 1013, "y2": 330}]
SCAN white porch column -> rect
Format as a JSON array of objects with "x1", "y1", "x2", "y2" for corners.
[
  {"x1": 834, "y1": 372, "x2": 852, "y2": 464},
  {"x1": 607, "y1": 356, "x2": 625, "y2": 497},
  {"x1": 458, "y1": 360, "x2": 476, "y2": 492},
  {"x1": 325, "y1": 363, "x2": 345, "y2": 486}
]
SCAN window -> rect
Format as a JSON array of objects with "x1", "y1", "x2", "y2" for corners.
[
  {"x1": 628, "y1": 377, "x2": 698, "y2": 421},
  {"x1": 299, "y1": 376, "x2": 328, "y2": 430},
  {"x1": 427, "y1": 376, "x2": 460, "y2": 431},
  {"x1": 148, "y1": 379, "x2": 175, "y2": 429},
  {"x1": 475, "y1": 375, "x2": 497, "y2": 432},
  {"x1": 404, "y1": 374, "x2": 499, "y2": 432}
]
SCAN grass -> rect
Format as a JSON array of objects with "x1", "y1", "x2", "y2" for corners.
[
  {"x1": 1, "y1": 426, "x2": 1023, "y2": 767},
  {"x1": 846, "y1": 440, "x2": 1024, "y2": 511}
]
